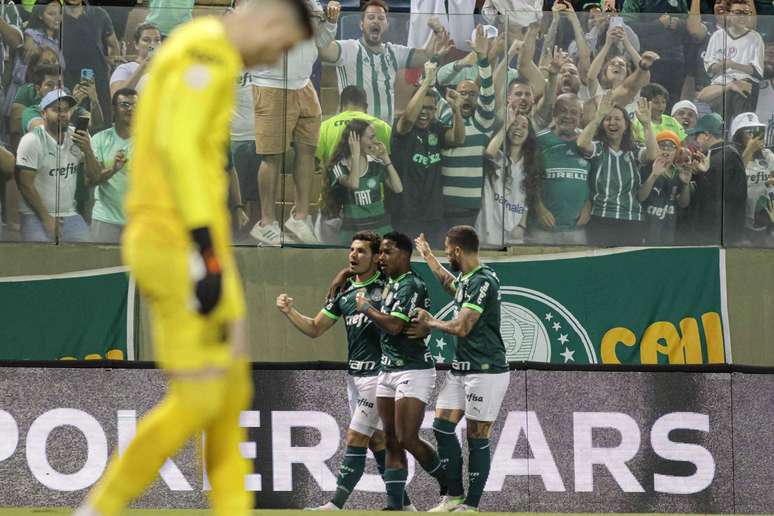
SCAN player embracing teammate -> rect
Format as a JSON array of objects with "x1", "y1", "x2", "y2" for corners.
[{"x1": 277, "y1": 226, "x2": 508, "y2": 511}]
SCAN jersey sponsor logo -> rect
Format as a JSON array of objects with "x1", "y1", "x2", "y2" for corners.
[
  {"x1": 452, "y1": 360, "x2": 471, "y2": 371},
  {"x1": 357, "y1": 397, "x2": 374, "y2": 408},
  {"x1": 349, "y1": 359, "x2": 377, "y2": 371},
  {"x1": 48, "y1": 162, "x2": 79, "y2": 180},
  {"x1": 466, "y1": 392, "x2": 484, "y2": 402},
  {"x1": 433, "y1": 286, "x2": 596, "y2": 364},
  {"x1": 476, "y1": 281, "x2": 489, "y2": 306},
  {"x1": 545, "y1": 169, "x2": 588, "y2": 181},
  {"x1": 354, "y1": 189, "x2": 374, "y2": 206},
  {"x1": 646, "y1": 204, "x2": 676, "y2": 220},
  {"x1": 412, "y1": 152, "x2": 441, "y2": 167},
  {"x1": 494, "y1": 192, "x2": 526, "y2": 214},
  {"x1": 345, "y1": 313, "x2": 370, "y2": 328}
]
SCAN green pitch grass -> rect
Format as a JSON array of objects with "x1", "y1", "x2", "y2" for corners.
[{"x1": 0, "y1": 510, "x2": 722, "y2": 516}]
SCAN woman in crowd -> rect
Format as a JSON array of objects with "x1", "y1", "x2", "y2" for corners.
[
  {"x1": 477, "y1": 109, "x2": 542, "y2": 247},
  {"x1": 321, "y1": 119, "x2": 403, "y2": 245},
  {"x1": 23, "y1": 1, "x2": 65, "y2": 67},
  {"x1": 110, "y1": 22, "x2": 162, "y2": 96},
  {"x1": 585, "y1": 24, "x2": 642, "y2": 120},
  {"x1": 577, "y1": 93, "x2": 657, "y2": 246},
  {"x1": 638, "y1": 130, "x2": 702, "y2": 244}
]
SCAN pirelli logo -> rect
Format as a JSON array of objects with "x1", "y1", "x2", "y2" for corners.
[{"x1": 545, "y1": 169, "x2": 587, "y2": 180}]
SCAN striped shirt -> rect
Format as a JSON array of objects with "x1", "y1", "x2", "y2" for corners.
[
  {"x1": 589, "y1": 143, "x2": 644, "y2": 221},
  {"x1": 333, "y1": 39, "x2": 415, "y2": 124},
  {"x1": 441, "y1": 57, "x2": 495, "y2": 211}
]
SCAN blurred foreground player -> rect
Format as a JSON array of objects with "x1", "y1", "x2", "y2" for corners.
[{"x1": 74, "y1": 2, "x2": 313, "y2": 515}]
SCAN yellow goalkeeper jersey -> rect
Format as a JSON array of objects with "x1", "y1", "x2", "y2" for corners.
[{"x1": 125, "y1": 16, "x2": 240, "y2": 253}]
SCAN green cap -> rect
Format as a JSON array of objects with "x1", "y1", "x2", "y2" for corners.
[
  {"x1": 582, "y1": 1, "x2": 602, "y2": 9},
  {"x1": 687, "y1": 113, "x2": 724, "y2": 137}
]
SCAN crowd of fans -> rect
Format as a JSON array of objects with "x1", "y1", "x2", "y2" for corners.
[{"x1": 0, "y1": 0, "x2": 772, "y2": 248}]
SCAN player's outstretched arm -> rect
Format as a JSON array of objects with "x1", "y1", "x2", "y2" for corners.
[
  {"x1": 413, "y1": 306, "x2": 480, "y2": 338},
  {"x1": 414, "y1": 233, "x2": 456, "y2": 295},
  {"x1": 276, "y1": 293, "x2": 336, "y2": 338}
]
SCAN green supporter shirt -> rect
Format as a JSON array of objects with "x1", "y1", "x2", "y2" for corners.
[
  {"x1": 13, "y1": 83, "x2": 37, "y2": 106},
  {"x1": 536, "y1": 129, "x2": 593, "y2": 230},
  {"x1": 451, "y1": 265, "x2": 508, "y2": 374},
  {"x1": 632, "y1": 115, "x2": 686, "y2": 143},
  {"x1": 321, "y1": 271, "x2": 386, "y2": 376},
  {"x1": 330, "y1": 156, "x2": 392, "y2": 242},
  {"x1": 379, "y1": 270, "x2": 434, "y2": 371},
  {"x1": 144, "y1": 0, "x2": 194, "y2": 35},
  {"x1": 91, "y1": 127, "x2": 130, "y2": 226},
  {"x1": 316, "y1": 111, "x2": 392, "y2": 168}
]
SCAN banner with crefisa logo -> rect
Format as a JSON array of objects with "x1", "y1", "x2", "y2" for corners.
[
  {"x1": 0, "y1": 366, "x2": 771, "y2": 513},
  {"x1": 414, "y1": 247, "x2": 731, "y2": 366}
]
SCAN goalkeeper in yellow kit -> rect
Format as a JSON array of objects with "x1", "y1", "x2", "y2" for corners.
[{"x1": 74, "y1": 2, "x2": 312, "y2": 515}]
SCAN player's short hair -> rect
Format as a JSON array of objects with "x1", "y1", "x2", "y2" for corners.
[
  {"x1": 112, "y1": 88, "x2": 137, "y2": 106},
  {"x1": 641, "y1": 83, "x2": 669, "y2": 102},
  {"x1": 340, "y1": 85, "x2": 368, "y2": 110},
  {"x1": 446, "y1": 225, "x2": 479, "y2": 253},
  {"x1": 383, "y1": 231, "x2": 412, "y2": 256},
  {"x1": 352, "y1": 231, "x2": 381, "y2": 255},
  {"x1": 362, "y1": 0, "x2": 389, "y2": 15},
  {"x1": 133, "y1": 22, "x2": 161, "y2": 43}
]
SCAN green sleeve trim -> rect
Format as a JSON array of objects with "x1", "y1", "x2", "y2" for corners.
[
  {"x1": 462, "y1": 302, "x2": 484, "y2": 314},
  {"x1": 390, "y1": 311, "x2": 410, "y2": 322},
  {"x1": 321, "y1": 309, "x2": 340, "y2": 321}
]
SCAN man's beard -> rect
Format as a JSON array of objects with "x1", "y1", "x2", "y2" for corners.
[{"x1": 449, "y1": 258, "x2": 461, "y2": 273}]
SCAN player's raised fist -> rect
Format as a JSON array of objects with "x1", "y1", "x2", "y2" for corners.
[{"x1": 276, "y1": 293, "x2": 294, "y2": 313}]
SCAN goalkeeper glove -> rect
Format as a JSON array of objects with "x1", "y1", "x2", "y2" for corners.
[{"x1": 189, "y1": 227, "x2": 222, "y2": 315}]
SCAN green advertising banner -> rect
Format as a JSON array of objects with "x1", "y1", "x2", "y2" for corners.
[
  {"x1": 0, "y1": 267, "x2": 135, "y2": 361},
  {"x1": 415, "y1": 247, "x2": 731, "y2": 365}
]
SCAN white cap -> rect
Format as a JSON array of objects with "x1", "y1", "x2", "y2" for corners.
[
  {"x1": 730, "y1": 112, "x2": 766, "y2": 138},
  {"x1": 671, "y1": 100, "x2": 698, "y2": 116}
]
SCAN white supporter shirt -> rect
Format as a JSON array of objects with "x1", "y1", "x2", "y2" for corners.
[
  {"x1": 251, "y1": 6, "x2": 336, "y2": 91},
  {"x1": 231, "y1": 71, "x2": 255, "y2": 142},
  {"x1": 251, "y1": 39, "x2": 317, "y2": 90},
  {"x1": 16, "y1": 126, "x2": 84, "y2": 217},
  {"x1": 704, "y1": 28, "x2": 764, "y2": 85},
  {"x1": 755, "y1": 79, "x2": 774, "y2": 147},
  {"x1": 476, "y1": 153, "x2": 527, "y2": 247},
  {"x1": 482, "y1": 0, "x2": 543, "y2": 27},
  {"x1": 110, "y1": 61, "x2": 140, "y2": 87},
  {"x1": 745, "y1": 148, "x2": 774, "y2": 230},
  {"x1": 334, "y1": 39, "x2": 414, "y2": 123}
]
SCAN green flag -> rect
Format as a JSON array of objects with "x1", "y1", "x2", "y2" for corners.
[
  {"x1": 0, "y1": 267, "x2": 135, "y2": 361},
  {"x1": 415, "y1": 247, "x2": 730, "y2": 365}
]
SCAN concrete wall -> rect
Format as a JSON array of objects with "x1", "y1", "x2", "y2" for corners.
[{"x1": 0, "y1": 244, "x2": 772, "y2": 366}]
